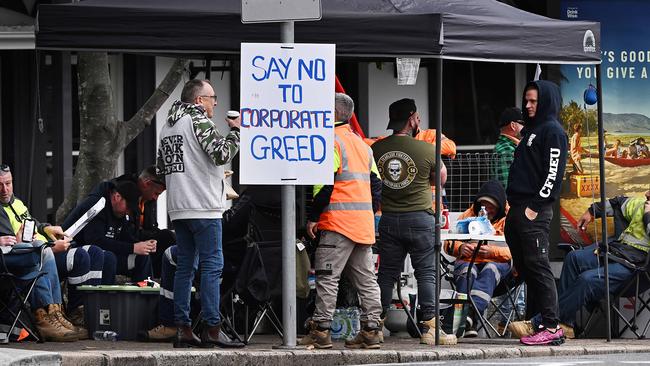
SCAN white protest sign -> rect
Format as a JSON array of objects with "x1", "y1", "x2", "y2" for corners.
[{"x1": 239, "y1": 43, "x2": 335, "y2": 185}]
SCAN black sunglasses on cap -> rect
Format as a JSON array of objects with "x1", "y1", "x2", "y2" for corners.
[{"x1": 0, "y1": 164, "x2": 10, "y2": 172}]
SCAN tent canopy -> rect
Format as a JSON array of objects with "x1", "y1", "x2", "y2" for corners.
[{"x1": 36, "y1": 0, "x2": 600, "y2": 64}]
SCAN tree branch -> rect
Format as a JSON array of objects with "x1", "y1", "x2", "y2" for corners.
[{"x1": 123, "y1": 58, "x2": 188, "y2": 145}]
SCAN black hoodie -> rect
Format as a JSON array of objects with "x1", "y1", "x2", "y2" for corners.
[
  {"x1": 472, "y1": 180, "x2": 507, "y2": 222},
  {"x1": 506, "y1": 80, "x2": 568, "y2": 212}
]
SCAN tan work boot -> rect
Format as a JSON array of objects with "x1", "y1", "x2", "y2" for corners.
[
  {"x1": 142, "y1": 324, "x2": 177, "y2": 342},
  {"x1": 559, "y1": 323, "x2": 575, "y2": 339},
  {"x1": 67, "y1": 305, "x2": 85, "y2": 328},
  {"x1": 49, "y1": 304, "x2": 88, "y2": 340},
  {"x1": 298, "y1": 321, "x2": 332, "y2": 349},
  {"x1": 345, "y1": 322, "x2": 381, "y2": 349},
  {"x1": 508, "y1": 320, "x2": 535, "y2": 338},
  {"x1": 33, "y1": 307, "x2": 78, "y2": 342},
  {"x1": 419, "y1": 318, "x2": 457, "y2": 345}
]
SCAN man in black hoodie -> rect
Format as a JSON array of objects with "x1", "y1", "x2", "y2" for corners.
[{"x1": 505, "y1": 80, "x2": 568, "y2": 346}]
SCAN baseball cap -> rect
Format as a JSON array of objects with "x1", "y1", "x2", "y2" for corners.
[
  {"x1": 387, "y1": 98, "x2": 417, "y2": 130},
  {"x1": 144, "y1": 165, "x2": 166, "y2": 188},
  {"x1": 498, "y1": 107, "x2": 523, "y2": 128},
  {"x1": 476, "y1": 195, "x2": 500, "y2": 210},
  {"x1": 114, "y1": 180, "x2": 141, "y2": 216}
]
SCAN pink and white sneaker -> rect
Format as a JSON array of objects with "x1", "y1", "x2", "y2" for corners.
[{"x1": 520, "y1": 327, "x2": 565, "y2": 346}]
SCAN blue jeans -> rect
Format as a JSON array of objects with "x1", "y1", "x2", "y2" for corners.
[
  {"x1": 173, "y1": 219, "x2": 223, "y2": 326},
  {"x1": 377, "y1": 211, "x2": 437, "y2": 320},
  {"x1": 531, "y1": 244, "x2": 634, "y2": 328},
  {"x1": 454, "y1": 261, "x2": 511, "y2": 314},
  {"x1": 3, "y1": 243, "x2": 55, "y2": 309}
]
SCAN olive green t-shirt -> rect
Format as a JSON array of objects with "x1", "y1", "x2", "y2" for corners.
[{"x1": 372, "y1": 135, "x2": 436, "y2": 212}]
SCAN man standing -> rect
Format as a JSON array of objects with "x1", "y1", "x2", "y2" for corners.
[
  {"x1": 505, "y1": 80, "x2": 568, "y2": 345},
  {"x1": 492, "y1": 107, "x2": 524, "y2": 188},
  {"x1": 299, "y1": 93, "x2": 383, "y2": 349},
  {"x1": 372, "y1": 98, "x2": 455, "y2": 345},
  {"x1": 569, "y1": 123, "x2": 589, "y2": 175},
  {"x1": 510, "y1": 191, "x2": 650, "y2": 340},
  {"x1": 157, "y1": 79, "x2": 242, "y2": 348}
]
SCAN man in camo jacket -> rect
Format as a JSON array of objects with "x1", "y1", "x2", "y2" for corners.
[{"x1": 156, "y1": 79, "x2": 242, "y2": 348}]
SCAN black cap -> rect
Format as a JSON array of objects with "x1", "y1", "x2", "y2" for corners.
[
  {"x1": 498, "y1": 107, "x2": 524, "y2": 128},
  {"x1": 114, "y1": 180, "x2": 140, "y2": 216},
  {"x1": 144, "y1": 165, "x2": 166, "y2": 188},
  {"x1": 387, "y1": 98, "x2": 417, "y2": 130}
]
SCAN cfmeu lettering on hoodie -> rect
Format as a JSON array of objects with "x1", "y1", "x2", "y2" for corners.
[{"x1": 506, "y1": 80, "x2": 568, "y2": 212}]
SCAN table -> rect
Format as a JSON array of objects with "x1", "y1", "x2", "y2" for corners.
[{"x1": 438, "y1": 232, "x2": 507, "y2": 338}]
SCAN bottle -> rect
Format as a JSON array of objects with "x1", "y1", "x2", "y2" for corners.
[
  {"x1": 478, "y1": 206, "x2": 487, "y2": 218},
  {"x1": 93, "y1": 330, "x2": 118, "y2": 341}
]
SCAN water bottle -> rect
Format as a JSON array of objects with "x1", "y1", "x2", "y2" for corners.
[
  {"x1": 93, "y1": 330, "x2": 118, "y2": 341},
  {"x1": 478, "y1": 206, "x2": 487, "y2": 218}
]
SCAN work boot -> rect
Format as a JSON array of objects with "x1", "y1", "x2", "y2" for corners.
[
  {"x1": 48, "y1": 304, "x2": 88, "y2": 340},
  {"x1": 67, "y1": 305, "x2": 85, "y2": 328},
  {"x1": 508, "y1": 320, "x2": 535, "y2": 338},
  {"x1": 345, "y1": 321, "x2": 381, "y2": 349},
  {"x1": 520, "y1": 326, "x2": 565, "y2": 346},
  {"x1": 200, "y1": 323, "x2": 245, "y2": 348},
  {"x1": 463, "y1": 316, "x2": 478, "y2": 338},
  {"x1": 419, "y1": 318, "x2": 457, "y2": 345},
  {"x1": 173, "y1": 324, "x2": 201, "y2": 348},
  {"x1": 139, "y1": 324, "x2": 176, "y2": 342},
  {"x1": 378, "y1": 317, "x2": 385, "y2": 343},
  {"x1": 559, "y1": 323, "x2": 575, "y2": 339},
  {"x1": 33, "y1": 307, "x2": 78, "y2": 342},
  {"x1": 298, "y1": 321, "x2": 332, "y2": 349}
]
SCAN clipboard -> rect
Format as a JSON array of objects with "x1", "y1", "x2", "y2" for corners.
[{"x1": 63, "y1": 197, "x2": 106, "y2": 238}]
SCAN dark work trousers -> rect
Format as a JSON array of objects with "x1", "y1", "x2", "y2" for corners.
[
  {"x1": 377, "y1": 211, "x2": 437, "y2": 321},
  {"x1": 504, "y1": 204, "x2": 559, "y2": 329}
]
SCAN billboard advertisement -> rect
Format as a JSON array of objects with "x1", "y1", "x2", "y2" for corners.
[{"x1": 559, "y1": 0, "x2": 650, "y2": 244}]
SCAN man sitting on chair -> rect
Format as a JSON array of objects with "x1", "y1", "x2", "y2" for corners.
[
  {"x1": 509, "y1": 191, "x2": 650, "y2": 339},
  {"x1": 444, "y1": 180, "x2": 512, "y2": 337}
]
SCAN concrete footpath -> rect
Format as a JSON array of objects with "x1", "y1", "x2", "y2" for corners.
[{"x1": 4, "y1": 336, "x2": 650, "y2": 366}]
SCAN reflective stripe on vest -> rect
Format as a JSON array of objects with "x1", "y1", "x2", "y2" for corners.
[{"x1": 318, "y1": 124, "x2": 375, "y2": 244}]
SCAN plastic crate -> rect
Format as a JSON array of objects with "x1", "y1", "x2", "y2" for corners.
[
  {"x1": 78, "y1": 285, "x2": 159, "y2": 341},
  {"x1": 570, "y1": 174, "x2": 600, "y2": 197}
]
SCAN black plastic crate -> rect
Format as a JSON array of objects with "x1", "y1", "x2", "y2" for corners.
[{"x1": 78, "y1": 285, "x2": 159, "y2": 341}]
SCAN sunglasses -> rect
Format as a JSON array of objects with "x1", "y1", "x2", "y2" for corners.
[{"x1": 0, "y1": 164, "x2": 10, "y2": 173}]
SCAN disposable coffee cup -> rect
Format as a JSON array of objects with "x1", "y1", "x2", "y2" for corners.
[{"x1": 226, "y1": 110, "x2": 240, "y2": 119}]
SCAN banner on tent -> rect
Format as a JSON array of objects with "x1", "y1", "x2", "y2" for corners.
[
  {"x1": 559, "y1": 0, "x2": 650, "y2": 245},
  {"x1": 239, "y1": 43, "x2": 335, "y2": 185}
]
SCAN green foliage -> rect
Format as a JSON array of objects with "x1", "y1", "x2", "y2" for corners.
[{"x1": 560, "y1": 100, "x2": 597, "y2": 135}]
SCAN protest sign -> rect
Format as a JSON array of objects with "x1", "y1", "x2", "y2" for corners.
[{"x1": 240, "y1": 43, "x2": 335, "y2": 185}]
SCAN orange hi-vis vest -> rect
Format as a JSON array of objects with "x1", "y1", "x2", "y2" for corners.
[{"x1": 318, "y1": 124, "x2": 375, "y2": 244}]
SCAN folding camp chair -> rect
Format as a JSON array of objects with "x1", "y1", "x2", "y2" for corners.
[
  {"x1": 0, "y1": 242, "x2": 51, "y2": 344},
  {"x1": 234, "y1": 240, "x2": 284, "y2": 343},
  {"x1": 579, "y1": 244, "x2": 650, "y2": 339},
  {"x1": 475, "y1": 274, "x2": 525, "y2": 337}
]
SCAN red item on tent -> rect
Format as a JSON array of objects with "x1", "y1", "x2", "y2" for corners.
[{"x1": 335, "y1": 76, "x2": 365, "y2": 139}]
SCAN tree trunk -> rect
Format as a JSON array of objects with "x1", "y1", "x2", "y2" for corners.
[{"x1": 55, "y1": 53, "x2": 187, "y2": 224}]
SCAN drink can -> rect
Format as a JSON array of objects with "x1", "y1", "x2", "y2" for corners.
[{"x1": 441, "y1": 208, "x2": 449, "y2": 230}]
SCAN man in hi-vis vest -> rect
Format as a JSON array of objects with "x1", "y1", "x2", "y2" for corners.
[{"x1": 301, "y1": 93, "x2": 383, "y2": 350}]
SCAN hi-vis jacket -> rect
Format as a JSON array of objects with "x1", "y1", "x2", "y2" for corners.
[
  {"x1": 314, "y1": 123, "x2": 380, "y2": 244},
  {"x1": 0, "y1": 196, "x2": 50, "y2": 241}
]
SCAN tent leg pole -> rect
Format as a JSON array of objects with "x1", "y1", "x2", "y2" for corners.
[
  {"x1": 280, "y1": 21, "x2": 297, "y2": 349},
  {"x1": 434, "y1": 58, "x2": 444, "y2": 346},
  {"x1": 596, "y1": 64, "x2": 610, "y2": 342}
]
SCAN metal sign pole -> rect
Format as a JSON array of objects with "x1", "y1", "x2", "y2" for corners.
[{"x1": 280, "y1": 21, "x2": 297, "y2": 348}]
